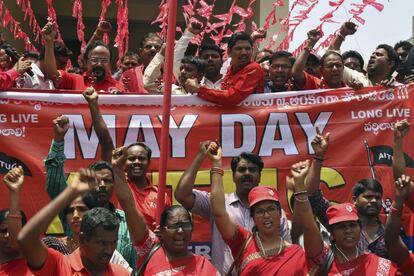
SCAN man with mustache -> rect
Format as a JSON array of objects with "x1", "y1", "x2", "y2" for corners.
[
  {"x1": 18, "y1": 169, "x2": 130, "y2": 276},
  {"x1": 329, "y1": 22, "x2": 399, "y2": 86},
  {"x1": 265, "y1": 51, "x2": 298, "y2": 92},
  {"x1": 42, "y1": 22, "x2": 124, "y2": 93},
  {"x1": 292, "y1": 29, "x2": 347, "y2": 90},
  {"x1": 44, "y1": 112, "x2": 137, "y2": 272},
  {"x1": 305, "y1": 128, "x2": 388, "y2": 257},
  {"x1": 184, "y1": 32, "x2": 265, "y2": 106},
  {"x1": 175, "y1": 142, "x2": 291, "y2": 275}
]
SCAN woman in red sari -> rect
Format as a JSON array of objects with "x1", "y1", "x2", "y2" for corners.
[
  {"x1": 111, "y1": 146, "x2": 218, "y2": 276},
  {"x1": 208, "y1": 142, "x2": 311, "y2": 275},
  {"x1": 291, "y1": 160, "x2": 400, "y2": 275}
]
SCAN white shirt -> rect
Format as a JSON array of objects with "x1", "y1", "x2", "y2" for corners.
[{"x1": 22, "y1": 63, "x2": 55, "y2": 89}]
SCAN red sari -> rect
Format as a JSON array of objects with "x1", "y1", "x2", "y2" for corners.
[
  {"x1": 328, "y1": 252, "x2": 399, "y2": 275},
  {"x1": 225, "y1": 225, "x2": 310, "y2": 275},
  {"x1": 0, "y1": 258, "x2": 33, "y2": 275}
]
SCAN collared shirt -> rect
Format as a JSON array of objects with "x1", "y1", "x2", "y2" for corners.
[
  {"x1": 43, "y1": 140, "x2": 137, "y2": 273},
  {"x1": 264, "y1": 79, "x2": 297, "y2": 93},
  {"x1": 342, "y1": 66, "x2": 373, "y2": 87},
  {"x1": 113, "y1": 176, "x2": 171, "y2": 231},
  {"x1": 172, "y1": 29, "x2": 223, "y2": 90},
  {"x1": 308, "y1": 189, "x2": 387, "y2": 257},
  {"x1": 200, "y1": 76, "x2": 222, "y2": 89},
  {"x1": 22, "y1": 63, "x2": 54, "y2": 89},
  {"x1": 0, "y1": 68, "x2": 19, "y2": 90},
  {"x1": 30, "y1": 248, "x2": 129, "y2": 276},
  {"x1": 143, "y1": 52, "x2": 186, "y2": 95},
  {"x1": 191, "y1": 190, "x2": 291, "y2": 275},
  {"x1": 197, "y1": 62, "x2": 265, "y2": 106},
  {"x1": 56, "y1": 70, "x2": 124, "y2": 92}
]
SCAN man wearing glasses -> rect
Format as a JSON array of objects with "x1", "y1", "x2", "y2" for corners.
[{"x1": 42, "y1": 22, "x2": 124, "y2": 93}]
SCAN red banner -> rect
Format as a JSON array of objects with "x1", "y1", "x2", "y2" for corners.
[{"x1": 1, "y1": 85, "x2": 414, "y2": 254}]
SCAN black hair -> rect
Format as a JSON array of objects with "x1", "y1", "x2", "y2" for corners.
[
  {"x1": 376, "y1": 44, "x2": 399, "y2": 74},
  {"x1": 351, "y1": 179, "x2": 383, "y2": 197},
  {"x1": 80, "y1": 207, "x2": 119, "y2": 240},
  {"x1": 88, "y1": 160, "x2": 114, "y2": 180},
  {"x1": 394, "y1": 41, "x2": 413, "y2": 52},
  {"x1": 342, "y1": 50, "x2": 364, "y2": 68},
  {"x1": 140, "y1": 33, "x2": 163, "y2": 48},
  {"x1": 254, "y1": 49, "x2": 273, "y2": 62},
  {"x1": 159, "y1": 205, "x2": 192, "y2": 228},
  {"x1": 269, "y1": 51, "x2": 295, "y2": 66},
  {"x1": 306, "y1": 53, "x2": 321, "y2": 65},
  {"x1": 121, "y1": 52, "x2": 139, "y2": 62},
  {"x1": 39, "y1": 42, "x2": 73, "y2": 61},
  {"x1": 23, "y1": 51, "x2": 40, "y2": 60},
  {"x1": 320, "y1": 50, "x2": 343, "y2": 67},
  {"x1": 230, "y1": 152, "x2": 264, "y2": 174},
  {"x1": 0, "y1": 209, "x2": 27, "y2": 226},
  {"x1": 181, "y1": 55, "x2": 205, "y2": 73},
  {"x1": 126, "y1": 142, "x2": 152, "y2": 160},
  {"x1": 250, "y1": 201, "x2": 281, "y2": 218},
  {"x1": 61, "y1": 193, "x2": 96, "y2": 224},
  {"x1": 227, "y1": 32, "x2": 253, "y2": 50},
  {"x1": 199, "y1": 43, "x2": 224, "y2": 59},
  {"x1": 83, "y1": 40, "x2": 111, "y2": 62}
]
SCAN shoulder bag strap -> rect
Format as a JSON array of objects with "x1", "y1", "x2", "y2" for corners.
[
  {"x1": 136, "y1": 242, "x2": 162, "y2": 276},
  {"x1": 226, "y1": 234, "x2": 254, "y2": 276}
]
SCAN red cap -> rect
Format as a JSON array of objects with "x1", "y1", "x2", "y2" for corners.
[
  {"x1": 248, "y1": 186, "x2": 279, "y2": 207},
  {"x1": 326, "y1": 203, "x2": 358, "y2": 225}
]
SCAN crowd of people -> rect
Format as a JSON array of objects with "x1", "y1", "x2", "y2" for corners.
[{"x1": 1, "y1": 14, "x2": 414, "y2": 276}]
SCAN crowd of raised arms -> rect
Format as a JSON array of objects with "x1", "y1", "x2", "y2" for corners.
[{"x1": 0, "y1": 16, "x2": 414, "y2": 276}]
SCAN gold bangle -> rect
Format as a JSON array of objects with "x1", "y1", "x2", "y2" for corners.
[{"x1": 210, "y1": 167, "x2": 224, "y2": 176}]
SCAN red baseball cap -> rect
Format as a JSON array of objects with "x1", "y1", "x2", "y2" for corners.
[
  {"x1": 248, "y1": 186, "x2": 279, "y2": 207},
  {"x1": 326, "y1": 203, "x2": 358, "y2": 225}
]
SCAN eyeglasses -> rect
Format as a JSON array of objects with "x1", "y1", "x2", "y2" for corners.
[
  {"x1": 164, "y1": 222, "x2": 193, "y2": 231},
  {"x1": 254, "y1": 205, "x2": 279, "y2": 217},
  {"x1": 89, "y1": 57, "x2": 110, "y2": 64},
  {"x1": 143, "y1": 44, "x2": 161, "y2": 50}
]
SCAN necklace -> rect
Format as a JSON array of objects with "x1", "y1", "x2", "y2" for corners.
[
  {"x1": 254, "y1": 231, "x2": 284, "y2": 259},
  {"x1": 334, "y1": 244, "x2": 359, "y2": 262}
]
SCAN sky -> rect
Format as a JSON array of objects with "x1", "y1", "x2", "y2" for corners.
[{"x1": 287, "y1": 0, "x2": 413, "y2": 62}]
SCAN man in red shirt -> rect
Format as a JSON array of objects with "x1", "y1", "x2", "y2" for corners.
[
  {"x1": 18, "y1": 169, "x2": 129, "y2": 276},
  {"x1": 117, "y1": 142, "x2": 171, "y2": 230},
  {"x1": 42, "y1": 22, "x2": 124, "y2": 93},
  {"x1": 185, "y1": 31, "x2": 264, "y2": 106},
  {"x1": 292, "y1": 29, "x2": 346, "y2": 90}
]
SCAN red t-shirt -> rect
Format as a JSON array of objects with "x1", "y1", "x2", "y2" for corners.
[
  {"x1": 135, "y1": 231, "x2": 218, "y2": 276},
  {"x1": 120, "y1": 66, "x2": 148, "y2": 94},
  {"x1": 0, "y1": 257, "x2": 33, "y2": 275},
  {"x1": 29, "y1": 248, "x2": 129, "y2": 276},
  {"x1": 57, "y1": 70, "x2": 124, "y2": 93},
  {"x1": 198, "y1": 61, "x2": 264, "y2": 106},
  {"x1": 113, "y1": 177, "x2": 171, "y2": 231},
  {"x1": 0, "y1": 68, "x2": 19, "y2": 90},
  {"x1": 300, "y1": 71, "x2": 346, "y2": 90}
]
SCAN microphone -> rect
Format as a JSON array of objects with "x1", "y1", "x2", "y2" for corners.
[{"x1": 4, "y1": 47, "x2": 34, "y2": 76}]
